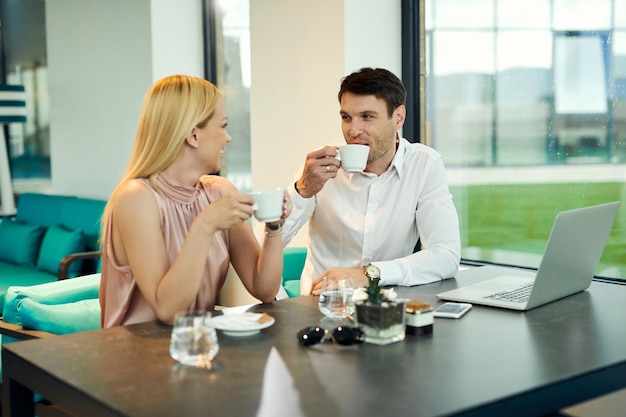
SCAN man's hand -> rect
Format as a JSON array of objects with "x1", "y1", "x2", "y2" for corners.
[
  {"x1": 310, "y1": 267, "x2": 369, "y2": 295},
  {"x1": 295, "y1": 146, "x2": 341, "y2": 198}
]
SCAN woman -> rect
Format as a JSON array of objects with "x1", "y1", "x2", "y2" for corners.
[{"x1": 99, "y1": 75, "x2": 290, "y2": 327}]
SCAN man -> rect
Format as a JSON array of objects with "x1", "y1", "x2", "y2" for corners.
[{"x1": 282, "y1": 67, "x2": 460, "y2": 295}]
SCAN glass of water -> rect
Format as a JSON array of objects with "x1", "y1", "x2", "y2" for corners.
[
  {"x1": 169, "y1": 311, "x2": 219, "y2": 369},
  {"x1": 318, "y1": 276, "x2": 354, "y2": 319}
]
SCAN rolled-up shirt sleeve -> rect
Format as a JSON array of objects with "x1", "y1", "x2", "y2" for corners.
[{"x1": 282, "y1": 180, "x2": 316, "y2": 246}]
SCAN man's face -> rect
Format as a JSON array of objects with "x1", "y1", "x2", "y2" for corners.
[{"x1": 339, "y1": 92, "x2": 403, "y2": 165}]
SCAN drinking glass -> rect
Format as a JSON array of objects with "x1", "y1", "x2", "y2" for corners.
[
  {"x1": 170, "y1": 311, "x2": 219, "y2": 368},
  {"x1": 318, "y1": 276, "x2": 354, "y2": 319}
]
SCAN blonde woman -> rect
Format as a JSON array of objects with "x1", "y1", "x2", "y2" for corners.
[{"x1": 99, "y1": 75, "x2": 290, "y2": 327}]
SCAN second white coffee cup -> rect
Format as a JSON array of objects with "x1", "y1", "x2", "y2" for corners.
[
  {"x1": 336, "y1": 144, "x2": 369, "y2": 173},
  {"x1": 250, "y1": 188, "x2": 283, "y2": 223}
]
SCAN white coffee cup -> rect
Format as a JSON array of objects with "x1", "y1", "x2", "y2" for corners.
[
  {"x1": 250, "y1": 188, "x2": 284, "y2": 223},
  {"x1": 336, "y1": 144, "x2": 369, "y2": 173}
]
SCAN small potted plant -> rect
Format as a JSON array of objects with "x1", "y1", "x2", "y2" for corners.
[{"x1": 353, "y1": 280, "x2": 406, "y2": 345}]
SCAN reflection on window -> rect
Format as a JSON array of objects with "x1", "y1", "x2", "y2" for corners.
[
  {"x1": 429, "y1": 31, "x2": 494, "y2": 166},
  {"x1": 496, "y1": 30, "x2": 552, "y2": 165},
  {"x1": 425, "y1": 0, "x2": 626, "y2": 279}
]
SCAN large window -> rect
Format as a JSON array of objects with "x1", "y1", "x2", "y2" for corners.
[
  {"x1": 209, "y1": 0, "x2": 252, "y2": 193},
  {"x1": 417, "y1": 0, "x2": 626, "y2": 279},
  {"x1": 0, "y1": 0, "x2": 51, "y2": 194}
]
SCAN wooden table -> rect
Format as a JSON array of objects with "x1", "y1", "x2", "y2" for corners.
[{"x1": 3, "y1": 265, "x2": 626, "y2": 417}]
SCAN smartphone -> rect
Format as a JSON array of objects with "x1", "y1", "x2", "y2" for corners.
[{"x1": 433, "y1": 302, "x2": 472, "y2": 319}]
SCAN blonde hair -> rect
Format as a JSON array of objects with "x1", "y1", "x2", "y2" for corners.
[{"x1": 100, "y1": 75, "x2": 223, "y2": 242}]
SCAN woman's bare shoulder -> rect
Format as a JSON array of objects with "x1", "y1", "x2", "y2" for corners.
[
  {"x1": 199, "y1": 174, "x2": 238, "y2": 194},
  {"x1": 114, "y1": 180, "x2": 158, "y2": 214}
]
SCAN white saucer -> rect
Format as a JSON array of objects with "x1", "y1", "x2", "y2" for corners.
[{"x1": 209, "y1": 313, "x2": 275, "y2": 337}]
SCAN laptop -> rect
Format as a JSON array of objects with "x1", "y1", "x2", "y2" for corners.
[{"x1": 437, "y1": 201, "x2": 620, "y2": 311}]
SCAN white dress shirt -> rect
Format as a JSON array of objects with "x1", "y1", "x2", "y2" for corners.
[{"x1": 283, "y1": 138, "x2": 461, "y2": 295}]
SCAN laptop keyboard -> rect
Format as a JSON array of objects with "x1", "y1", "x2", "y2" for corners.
[{"x1": 485, "y1": 282, "x2": 534, "y2": 303}]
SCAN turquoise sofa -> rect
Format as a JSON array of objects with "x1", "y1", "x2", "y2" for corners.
[
  {"x1": 283, "y1": 246, "x2": 306, "y2": 297},
  {"x1": 0, "y1": 273, "x2": 101, "y2": 341},
  {"x1": 0, "y1": 193, "x2": 106, "y2": 313},
  {"x1": 0, "y1": 273, "x2": 102, "y2": 412}
]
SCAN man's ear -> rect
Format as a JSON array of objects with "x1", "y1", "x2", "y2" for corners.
[
  {"x1": 393, "y1": 105, "x2": 406, "y2": 130},
  {"x1": 185, "y1": 129, "x2": 199, "y2": 148}
]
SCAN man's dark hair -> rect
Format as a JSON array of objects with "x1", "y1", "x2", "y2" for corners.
[{"x1": 338, "y1": 67, "x2": 406, "y2": 118}]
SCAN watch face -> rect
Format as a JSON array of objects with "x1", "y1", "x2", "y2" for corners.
[{"x1": 366, "y1": 264, "x2": 380, "y2": 279}]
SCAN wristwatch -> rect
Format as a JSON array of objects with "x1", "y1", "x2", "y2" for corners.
[
  {"x1": 364, "y1": 263, "x2": 381, "y2": 282},
  {"x1": 266, "y1": 218, "x2": 285, "y2": 231}
]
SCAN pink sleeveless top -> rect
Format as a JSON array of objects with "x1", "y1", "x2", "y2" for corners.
[{"x1": 100, "y1": 172, "x2": 232, "y2": 328}]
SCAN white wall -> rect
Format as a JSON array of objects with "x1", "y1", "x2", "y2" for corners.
[
  {"x1": 45, "y1": 0, "x2": 203, "y2": 200},
  {"x1": 250, "y1": 0, "x2": 344, "y2": 195},
  {"x1": 344, "y1": 0, "x2": 402, "y2": 76},
  {"x1": 150, "y1": 0, "x2": 205, "y2": 81}
]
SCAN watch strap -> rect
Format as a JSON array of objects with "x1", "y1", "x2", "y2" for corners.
[{"x1": 266, "y1": 219, "x2": 285, "y2": 231}]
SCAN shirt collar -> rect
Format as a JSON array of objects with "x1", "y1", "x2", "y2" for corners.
[{"x1": 388, "y1": 136, "x2": 406, "y2": 178}]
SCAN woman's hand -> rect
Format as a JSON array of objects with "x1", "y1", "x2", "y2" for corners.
[
  {"x1": 199, "y1": 193, "x2": 255, "y2": 233},
  {"x1": 264, "y1": 190, "x2": 292, "y2": 237}
]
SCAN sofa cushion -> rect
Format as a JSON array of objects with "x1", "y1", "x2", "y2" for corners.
[
  {"x1": 15, "y1": 193, "x2": 106, "y2": 253},
  {"x1": 0, "y1": 221, "x2": 45, "y2": 267},
  {"x1": 19, "y1": 297, "x2": 101, "y2": 335},
  {"x1": 15, "y1": 193, "x2": 75, "y2": 228},
  {"x1": 58, "y1": 197, "x2": 106, "y2": 252},
  {"x1": 36, "y1": 225, "x2": 86, "y2": 276}
]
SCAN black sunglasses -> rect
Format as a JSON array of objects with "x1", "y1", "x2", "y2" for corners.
[{"x1": 297, "y1": 325, "x2": 365, "y2": 346}]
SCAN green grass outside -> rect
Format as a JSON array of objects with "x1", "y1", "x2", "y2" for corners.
[{"x1": 449, "y1": 182, "x2": 626, "y2": 278}]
